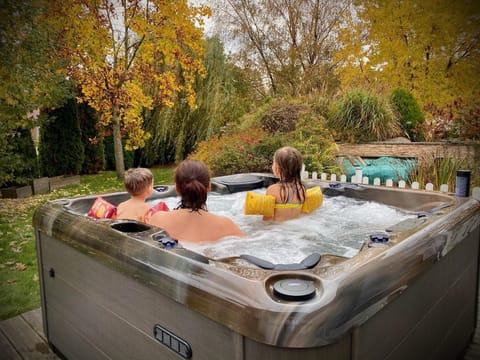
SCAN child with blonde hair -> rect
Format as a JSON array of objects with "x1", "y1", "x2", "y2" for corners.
[{"x1": 115, "y1": 168, "x2": 154, "y2": 222}]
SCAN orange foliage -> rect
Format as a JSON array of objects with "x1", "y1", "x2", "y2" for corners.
[{"x1": 43, "y1": 0, "x2": 210, "y2": 166}]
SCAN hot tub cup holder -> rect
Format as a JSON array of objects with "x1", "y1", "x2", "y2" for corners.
[
  {"x1": 368, "y1": 232, "x2": 390, "y2": 248},
  {"x1": 110, "y1": 221, "x2": 151, "y2": 233},
  {"x1": 265, "y1": 273, "x2": 321, "y2": 302},
  {"x1": 329, "y1": 182, "x2": 342, "y2": 189},
  {"x1": 152, "y1": 232, "x2": 178, "y2": 248},
  {"x1": 151, "y1": 232, "x2": 210, "y2": 264},
  {"x1": 154, "y1": 185, "x2": 169, "y2": 192}
]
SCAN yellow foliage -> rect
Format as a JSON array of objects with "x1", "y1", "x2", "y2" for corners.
[
  {"x1": 335, "y1": 0, "x2": 480, "y2": 111},
  {"x1": 44, "y1": 0, "x2": 209, "y2": 155}
]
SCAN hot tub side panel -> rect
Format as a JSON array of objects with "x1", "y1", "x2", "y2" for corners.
[
  {"x1": 37, "y1": 231, "x2": 247, "y2": 360},
  {"x1": 353, "y1": 212, "x2": 480, "y2": 360},
  {"x1": 36, "y1": 231, "x2": 353, "y2": 360}
]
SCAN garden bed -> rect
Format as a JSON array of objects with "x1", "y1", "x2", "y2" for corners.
[
  {"x1": 0, "y1": 185, "x2": 33, "y2": 199},
  {"x1": 48, "y1": 175, "x2": 81, "y2": 190},
  {"x1": 1, "y1": 175, "x2": 81, "y2": 198}
]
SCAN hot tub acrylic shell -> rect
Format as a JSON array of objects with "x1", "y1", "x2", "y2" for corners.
[{"x1": 33, "y1": 174, "x2": 480, "y2": 360}]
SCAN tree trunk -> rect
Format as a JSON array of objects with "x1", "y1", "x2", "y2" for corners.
[{"x1": 112, "y1": 106, "x2": 125, "y2": 179}]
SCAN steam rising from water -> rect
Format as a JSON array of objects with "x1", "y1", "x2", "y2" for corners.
[{"x1": 153, "y1": 189, "x2": 415, "y2": 262}]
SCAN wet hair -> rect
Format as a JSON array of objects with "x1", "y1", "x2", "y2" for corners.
[
  {"x1": 273, "y1": 146, "x2": 306, "y2": 203},
  {"x1": 124, "y1": 168, "x2": 153, "y2": 196},
  {"x1": 174, "y1": 160, "x2": 210, "y2": 211}
]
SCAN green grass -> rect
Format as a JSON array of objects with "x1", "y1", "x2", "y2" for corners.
[{"x1": 0, "y1": 167, "x2": 173, "y2": 320}]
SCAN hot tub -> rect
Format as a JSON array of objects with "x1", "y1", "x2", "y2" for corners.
[{"x1": 33, "y1": 173, "x2": 480, "y2": 360}]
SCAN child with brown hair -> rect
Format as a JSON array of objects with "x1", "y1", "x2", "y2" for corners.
[
  {"x1": 263, "y1": 146, "x2": 307, "y2": 221},
  {"x1": 244, "y1": 146, "x2": 323, "y2": 221},
  {"x1": 115, "y1": 167, "x2": 154, "y2": 222}
]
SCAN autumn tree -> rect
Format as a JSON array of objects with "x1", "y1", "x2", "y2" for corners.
[
  {"x1": 44, "y1": 0, "x2": 210, "y2": 178},
  {"x1": 335, "y1": 0, "x2": 480, "y2": 112},
  {"x1": 210, "y1": 0, "x2": 349, "y2": 98}
]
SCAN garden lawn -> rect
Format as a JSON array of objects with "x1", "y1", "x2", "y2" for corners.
[{"x1": 0, "y1": 167, "x2": 173, "y2": 320}]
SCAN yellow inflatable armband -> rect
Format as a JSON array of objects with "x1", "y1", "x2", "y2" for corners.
[
  {"x1": 244, "y1": 192, "x2": 276, "y2": 217},
  {"x1": 301, "y1": 186, "x2": 323, "y2": 213}
]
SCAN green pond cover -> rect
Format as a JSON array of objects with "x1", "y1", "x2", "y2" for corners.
[{"x1": 342, "y1": 156, "x2": 415, "y2": 184}]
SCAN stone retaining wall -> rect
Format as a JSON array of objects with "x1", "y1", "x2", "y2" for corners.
[{"x1": 336, "y1": 142, "x2": 480, "y2": 162}]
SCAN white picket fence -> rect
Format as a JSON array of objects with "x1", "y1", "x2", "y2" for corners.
[{"x1": 301, "y1": 169, "x2": 480, "y2": 200}]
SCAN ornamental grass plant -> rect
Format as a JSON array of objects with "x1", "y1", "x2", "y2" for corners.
[
  {"x1": 329, "y1": 89, "x2": 401, "y2": 143},
  {"x1": 407, "y1": 152, "x2": 468, "y2": 192}
]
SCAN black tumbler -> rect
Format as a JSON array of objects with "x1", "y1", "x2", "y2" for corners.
[{"x1": 455, "y1": 170, "x2": 471, "y2": 197}]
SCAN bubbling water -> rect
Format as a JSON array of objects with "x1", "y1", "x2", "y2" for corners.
[{"x1": 152, "y1": 189, "x2": 415, "y2": 263}]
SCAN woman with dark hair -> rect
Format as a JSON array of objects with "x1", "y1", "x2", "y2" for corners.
[{"x1": 147, "y1": 160, "x2": 244, "y2": 243}]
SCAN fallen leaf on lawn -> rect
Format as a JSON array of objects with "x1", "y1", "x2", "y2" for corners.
[
  {"x1": 15, "y1": 263, "x2": 27, "y2": 271},
  {"x1": 7, "y1": 278, "x2": 17, "y2": 284}
]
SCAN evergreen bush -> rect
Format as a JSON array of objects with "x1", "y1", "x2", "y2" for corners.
[
  {"x1": 39, "y1": 99, "x2": 84, "y2": 177},
  {"x1": 78, "y1": 103, "x2": 105, "y2": 174},
  {"x1": 1, "y1": 127, "x2": 39, "y2": 187},
  {"x1": 390, "y1": 88, "x2": 425, "y2": 141}
]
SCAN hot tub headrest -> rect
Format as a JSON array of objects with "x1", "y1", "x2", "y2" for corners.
[
  {"x1": 212, "y1": 174, "x2": 266, "y2": 193},
  {"x1": 240, "y1": 252, "x2": 321, "y2": 270}
]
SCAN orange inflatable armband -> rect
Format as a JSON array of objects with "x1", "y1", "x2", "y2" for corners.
[
  {"x1": 87, "y1": 197, "x2": 117, "y2": 219},
  {"x1": 144, "y1": 201, "x2": 169, "y2": 223}
]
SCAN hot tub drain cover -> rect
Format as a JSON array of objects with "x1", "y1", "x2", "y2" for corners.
[{"x1": 273, "y1": 279, "x2": 316, "y2": 301}]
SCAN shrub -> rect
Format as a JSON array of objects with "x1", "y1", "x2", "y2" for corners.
[
  {"x1": 452, "y1": 97, "x2": 480, "y2": 141},
  {"x1": 329, "y1": 89, "x2": 401, "y2": 143},
  {"x1": 39, "y1": 99, "x2": 84, "y2": 177},
  {"x1": 390, "y1": 88, "x2": 425, "y2": 141},
  {"x1": 260, "y1": 101, "x2": 303, "y2": 134},
  {"x1": 192, "y1": 104, "x2": 340, "y2": 177},
  {"x1": 191, "y1": 128, "x2": 284, "y2": 176},
  {"x1": 1, "y1": 126, "x2": 39, "y2": 187},
  {"x1": 290, "y1": 115, "x2": 340, "y2": 174}
]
